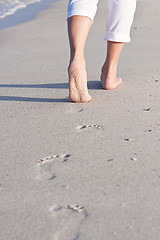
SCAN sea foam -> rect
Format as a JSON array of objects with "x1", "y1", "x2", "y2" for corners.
[{"x1": 0, "y1": 0, "x2": 41, "y2": 19}]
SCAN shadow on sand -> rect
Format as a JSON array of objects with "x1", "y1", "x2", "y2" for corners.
[
  {"x1": 0, "y1": 96, "x2": 69, "y2": 103},
  {"x1": 0, "y1": 80, "x2": 101, "y2": 90},
  {"x1": 0, "y1": 81, "x2": 102, "y2": 103}
]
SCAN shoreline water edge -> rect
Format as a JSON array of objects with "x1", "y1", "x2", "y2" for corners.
[
  {"x1": 0, "y1": 0, "x2": 42, "y2": 19},
  {"x1": 0, "y1": 0, "x2": 59, "y2": 19},
  {"x1": 0, "y1": 0, "x2": 61, "y2": 29}
]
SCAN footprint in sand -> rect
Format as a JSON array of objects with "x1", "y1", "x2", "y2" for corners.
[
  {"x1": 36, "y1": 154, "x2": 70, "y2": 181},
  {"x1": 76, "y1": 124, "x2": 102, "y2": 130},
  {"x1": 49, "y1": 204, "x2": 88, "y2": 240}
]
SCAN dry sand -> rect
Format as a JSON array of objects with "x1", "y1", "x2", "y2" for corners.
[{"x1": 1, "y1": 0, "x2": 160, "y2": 239}]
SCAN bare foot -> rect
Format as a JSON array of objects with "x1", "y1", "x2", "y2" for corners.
[
  {"x1": 68, "y1": 60, "x2": 92, "y2": 103},
  {"x1": 100, "y1": 66, "x2": 122, "y2": 90}
]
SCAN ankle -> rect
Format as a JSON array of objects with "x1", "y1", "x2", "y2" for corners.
[
  {"x1": 102, "y1": 61, "x2": 117, "y2": 75},
  {"x1": 69, "y1": 56, "x2": 86, "y2": 68}
]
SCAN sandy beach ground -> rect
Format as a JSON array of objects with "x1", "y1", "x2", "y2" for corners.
[{"x1": 1, "y1": 0, "x2": 160, "y2": 239}]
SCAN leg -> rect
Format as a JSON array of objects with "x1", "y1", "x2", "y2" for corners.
[
  {"x1": 68, "y1": 16, "x2": 92, "y2": 102},
  {"x1": 101, "y1": 0, "x2": 137, "y2": 90},
  {"x1": 67, "y1": 0, "x2": 98, "y2": 102},
  {"x1": 101, "y1": 41, "x2": 124, "y2": 90}
]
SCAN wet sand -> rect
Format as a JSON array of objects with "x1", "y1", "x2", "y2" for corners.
[{"x1": 1, "y1": 0, "x2": 160, "y2": 239}]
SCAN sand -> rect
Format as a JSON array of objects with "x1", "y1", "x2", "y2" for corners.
[{"x1": 1, "y1": 0, "x2": 160, "y2": 239}]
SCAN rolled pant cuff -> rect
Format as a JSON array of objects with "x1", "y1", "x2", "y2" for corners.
[
  {"x1": 104, "y1": 31, "x2": 131, "y2": 43},
  {"x1": 67, "y1": 10, "x2": 95, "y2": 22}
]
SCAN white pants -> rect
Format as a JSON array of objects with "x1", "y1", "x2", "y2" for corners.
[{"x1": 67, "y1": 0, "x2": 137, "y2": 42}]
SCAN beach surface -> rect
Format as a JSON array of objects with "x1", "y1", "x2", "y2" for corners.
[{"x1": 1, "y1": 0, "x2": 160, "y2": 239}]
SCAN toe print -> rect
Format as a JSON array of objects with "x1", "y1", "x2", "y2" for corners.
[
  {"x1": 66, "y1": 205, "x2": 84, "y2": 213},
  {"x1": 39, "y1": 154, "x2": 71, "y2": 163},
  {"x1": 76, "y1": 124, "x2": 102, "y2": 130}
]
